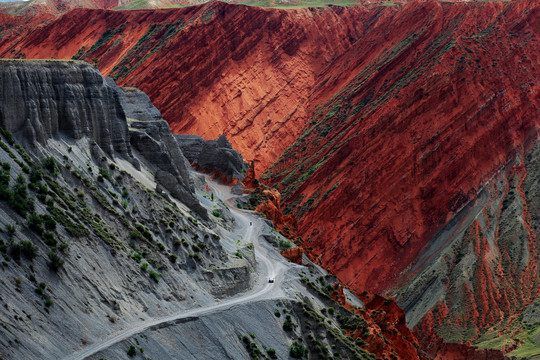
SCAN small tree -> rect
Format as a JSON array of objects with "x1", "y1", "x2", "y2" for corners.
[
  {"x1": 127, "y1": 345, "x2": 137, "y2": 357},
  {"x1": 290, "y1": 342, "x2": 307, "y2": 359}
]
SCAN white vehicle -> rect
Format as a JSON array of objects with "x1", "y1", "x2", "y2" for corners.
[{"x1": 268, "y1": 277, "x2": 275, "y2": 283}]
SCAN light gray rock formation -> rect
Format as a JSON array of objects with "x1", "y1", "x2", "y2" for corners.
[
  {"x1": 0, "y1": 60, "x2": 136, "y2": 165},
  {"x1": 121, "y1": 87, "x2": 207, "y2": 219},
  {"x1": 175, "y1": 134, "x2": 248, "y2": 180},
  {"x1": 0, "y1": 60, "x2": 205, "y2": 218}
]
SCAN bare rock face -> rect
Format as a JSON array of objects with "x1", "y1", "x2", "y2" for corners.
[
  {"x1": 175, "y1": 134, "x2": 247, "y2": 181},
  {"x1": 0, "y1": 60, "x2": 135, "y2": 163},
  {"x1": 122, "y1": 87, "x2": 207, "y2": 218}
]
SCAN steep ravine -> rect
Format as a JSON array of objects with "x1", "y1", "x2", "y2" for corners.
[
  {"x1": 1, "y1": 0, "x2": 538, "y2": 356},
  {"x1": 0, "y1": 60, "x2": 429, "y2": 360}
]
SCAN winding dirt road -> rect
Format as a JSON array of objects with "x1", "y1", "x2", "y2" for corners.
[{"x1": 63, "y1": 176, "x2": 289, "y2": 360}]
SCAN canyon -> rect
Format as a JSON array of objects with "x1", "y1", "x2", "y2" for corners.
[{"x1": 0, "y1": 0, "x2": 539, "y2": 357}]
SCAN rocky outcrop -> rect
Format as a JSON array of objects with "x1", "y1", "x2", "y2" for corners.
[
  {"x1": 175, "y1": 134, "x2": 247, "y2": 181},
  {"x1": 122, "y1": 87, "x2": 207, "y2": 218},
  {"x1": 0, "y1": 60, "x2": 205, "y2": 218},
  {"x1": 0, "y1": 60, "x2": 136, "y2": 164}
]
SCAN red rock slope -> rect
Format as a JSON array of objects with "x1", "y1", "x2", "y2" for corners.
[
  {"x1": 266, "y1": 0, "x2": 539, "y2": 293},
  {"x1": 262, "y1": 0, "x2": 539, "y2": 355}
]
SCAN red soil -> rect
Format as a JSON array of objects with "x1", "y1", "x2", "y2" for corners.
[
  {"x1": 281, "y1": 247, "x2": 303, "y2": 264},
  {"x1": 255, "y1": 188, "x2": 298, "y2": 237},
  {"x1": 332, "y1": 289, "x2": 429, "y2": 360},
  {"x1": 265, "y1": 0, "x2": 539, "y2": 294}
]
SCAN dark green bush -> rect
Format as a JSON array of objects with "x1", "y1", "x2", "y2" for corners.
[
  {"x1": 11, "y1": 240, "x2": 38, "y2": 260},
  {"x1": 44, "y1": 298, "x2": 53, "y2": 308},
  {"x1": 0, "y1": 128, "x2": 14, "y2": 145},
  {"x1": 48, "y1": 250, "x2": 64, "y2": 271},
  {"x1": 42, "y1": 157, "x2": 57, "y2": 173},
  {"x1": 43, "y1": 232, "x2": 57, "y2": 246},
  {"x1": 127, "y1": 345, "x2": 137, "y2": 357},
  {"x1": 41, "y1": 214, "x2": 56, "y2": 231},
  {"x1": 267, "y1": 348, "x2": 277, "y2": 359},
  {"x1": 98, "y1": 167, "x2": 111, "y2": 181},
  {"x1": 29, "y1": 168, "x2": 43, "y2": 183},
  {"x1": 289, "y1": 342, "x2": 307, "y2": 359},
  {"x1": 149, "y1": 270, "x2": 160, "y2": 283},
  {"x1": 283, "y1": 315, "x2": 295, "y2": 331},
  {"x1": 27, "y1": 214, "x2": 45, "y2": 235},
  {"x1": 20, "y1": 240, "x2": 38, "y2": 259},
  {"x1": 328, "y1": 306, "x2": 335, "y2": 315},
  {"x1": 337, "y1": 314, "x2": 368, "y2": 331},
  {"x1": 131, "y1": 251, "x2": 142, "y2": 262}
]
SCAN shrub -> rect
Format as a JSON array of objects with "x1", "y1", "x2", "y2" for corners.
[
  {"x1": 0, "y1": 128, "x2": 14, "y2": 145},
  {"x1": 121, "y1": 188, "x2": 129, "y2": 198},
  {"x1": 44, "y1": 231, "x2": 57, "y2": 247},
  {"x1": 127, "y1": 345, "x2": 137, "y2": 357},
  {"x1": 44, "y1": 298, "x2": 53, "y2": 308},
  {"x1": 20, "y1": 240, "x2": 38, "y2": 259},
  {"x1": 29, "y1": 168, "x2": 43, "y2": 183},
  {"x1": 279, "y1": 239, "x2": 292, "y2": 249},
  {"x1": 140, "y1": 262, "x2": 148, "y2": 271},
  {"x1": 337, "y1": 314, "x2": 368, "y2": 330},
  {"x1": 0, "y1": 167, "x2": 10, "y2": 187},
  {"x1": 267, "y1": 348, "x2": 277, "y2": 359},
  {"x1": 328, "y1": 306, "x2": 335, "y2": 315},
  {"x1": 42, "y1": 157, "x2": 57, "y2": 173},
  {"x1": 169, "y1": 254, "x2": 178, "y2": 263},
  {"x1": 131, "y1": 252, "x2": 142, "y2": 262},
  {"x1": 189, "y1": 252, "x2": 201, "y2": 262},
  {"x1": 212, "y1": 209, "x2": 222, "y2": 218},
  {"x1": 27, "y1": 214, "x2": 45, "y2": 235},
  {"x1": 283, "y1": 315, "x2": 295, "y2": 331},
  {"x1": 48, "y1": 250, "x2": 64, "y2": 271},
  {"x1": 235, "y1": 251, "x2": 243, "y2": 259},
  {"x1": 149, "y1": 270, "x2": 160, "y2": 283},
  {"x1": 192, "y1": 244, "x2": 201, "y2": 252},
  {"x1": 41, "y1": 214, "x2": 56, "y2": 231},
  {"x1": 5, "y1": 224, "x2": 16, "y2": 238},
  {"x1": 289, "y1": 342, "x2": 307, "y2": 359},
  {"x1": 8, "y1": 175, "x2": 35, "y2": 217},
  {"x1": 98, "y1": 168, "x2": 111, "y2": 181}
]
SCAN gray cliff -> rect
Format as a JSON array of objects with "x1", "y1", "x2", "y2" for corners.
[
  {"x1": 0, "y1": 60, "x2": 204, "y2": 217},
  {"x1": 175, "y1": 134, "x2": 248, "y2": 180},
  {"x1": 121, "y1": 87, "x2": 206, "y2": 218},
  {"x1": 0, "y1": 60, "x2": 134, "y2": 163}
]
